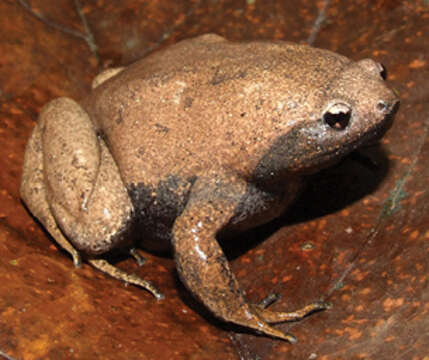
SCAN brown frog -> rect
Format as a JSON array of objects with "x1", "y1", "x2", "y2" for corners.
[{"x1": 20, "y1": 34, "x2": 398, "y2": 342}]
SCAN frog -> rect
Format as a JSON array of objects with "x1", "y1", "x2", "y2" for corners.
[{"x1": 20, "y1": 33, "x2": 398, "y2": 342}]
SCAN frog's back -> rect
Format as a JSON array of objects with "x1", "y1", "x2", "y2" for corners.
[{"x1": 84, "y1": 34, "x2": 349, "y2": 186}]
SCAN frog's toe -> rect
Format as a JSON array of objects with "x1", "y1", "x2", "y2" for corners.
[
  {"x1": 228, "y1": 306, "x2": 298, "y2": 342},
  {"x1": 129, "y1": 248, "x2": 146, "y2": 267},
  {"x1": 254, "y1": 323, "x2": 297, "y2": 343},
  {"x1": 251, "y1": 300, "x2": 329, "y2": 324},
  {"x1": 72, "y1": 251, "x2": 82, "y2": 268},
  {"x1": 88, "y1": 259, "x2": 164, "y2": 300},
  {"x1": 251, "y1": 321, "x2": 297, "y2": 343}
]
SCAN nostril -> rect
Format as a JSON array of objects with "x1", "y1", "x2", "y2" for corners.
[{"x1": 376, "y1": 100, "x2": 388, "y2": 113}]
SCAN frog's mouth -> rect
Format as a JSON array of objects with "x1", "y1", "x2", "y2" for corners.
[{"x1": 253, "y1": 99, "x2": 399, "y2": 182}]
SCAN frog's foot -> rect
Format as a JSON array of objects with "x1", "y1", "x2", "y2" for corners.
[
  {"x1": 218, "y1": 299, "x2": 329, "y2": 342},
  {"x1": 129, "y1": 248, "x2": 146, "y2": 267},
  {"x1": 225, "y1": 304, "x2": 299, "y2": 343},
  {"x1": 88, "y1": 259, "x2": 164, "y2": 300},
  {"x1": 250, "y1": 300, "x2": 330, "y2": 323}
]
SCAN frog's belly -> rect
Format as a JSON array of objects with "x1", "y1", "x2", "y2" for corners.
[
  {"x1": 127, "y1": 175, "x2": 302, "y2": 252},
  {"x1": 224, "y1": 178, "x2": 303, "y2": 235},
  {"x1": 126, "y1": 175, "x2": 195, "y2": 252}
]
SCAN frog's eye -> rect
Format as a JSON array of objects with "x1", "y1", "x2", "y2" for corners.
[
  {"x1": 357, "y1": 59, "x2": 386, "y2": 80},
  {"x1": 323, "y1": 102, "x2": 351, "y2": 130},
  {"x1": 379, "y1": 63, "x2": 387, "y2": 80}
]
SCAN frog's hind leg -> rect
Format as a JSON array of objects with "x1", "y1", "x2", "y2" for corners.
[
  {"x1": 21, "y1": 117, "x2": 82, "y2": 267},
  {"x1": 21, "y1": 97, "x2": 162, "y2": 299}
]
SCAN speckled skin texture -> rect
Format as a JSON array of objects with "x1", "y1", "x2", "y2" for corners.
[{"x1": 20, "y1": 34, "x2": 398, "y2": 341}]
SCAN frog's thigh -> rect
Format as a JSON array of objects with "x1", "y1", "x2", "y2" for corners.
[
  {"x1": 20, "y1": 119, "x2": 82, "y2": 267},
  {"x1": 39, "y1": 97, "x2": 132, "y2": 255},
  {"x1": 172, "y1": 176, "x2": 296, "y2": 342}
]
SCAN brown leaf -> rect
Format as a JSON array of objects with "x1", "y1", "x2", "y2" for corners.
[{"x1": 1, "y1": 0, "x2": 428, "y2": 359}]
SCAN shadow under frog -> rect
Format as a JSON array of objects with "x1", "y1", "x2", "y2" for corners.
[
  {"x1": 20, "y1": 34, "x2": 399, "y2": 342},
  {"x1": 122, "y1": 129, "x2": 394, "y2": 341}
]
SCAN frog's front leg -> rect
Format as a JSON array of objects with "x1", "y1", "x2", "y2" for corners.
[
  {"x1": 173, "y1": 175, "x2": 326, "y2": 342},
  {"x1": 20, "y1": 97, "x2": 162, "y2": 299}
]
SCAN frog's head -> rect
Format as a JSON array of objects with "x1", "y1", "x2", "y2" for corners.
[{"x1": 254, "y1": 58, "x2": 399, "y2": 180}]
